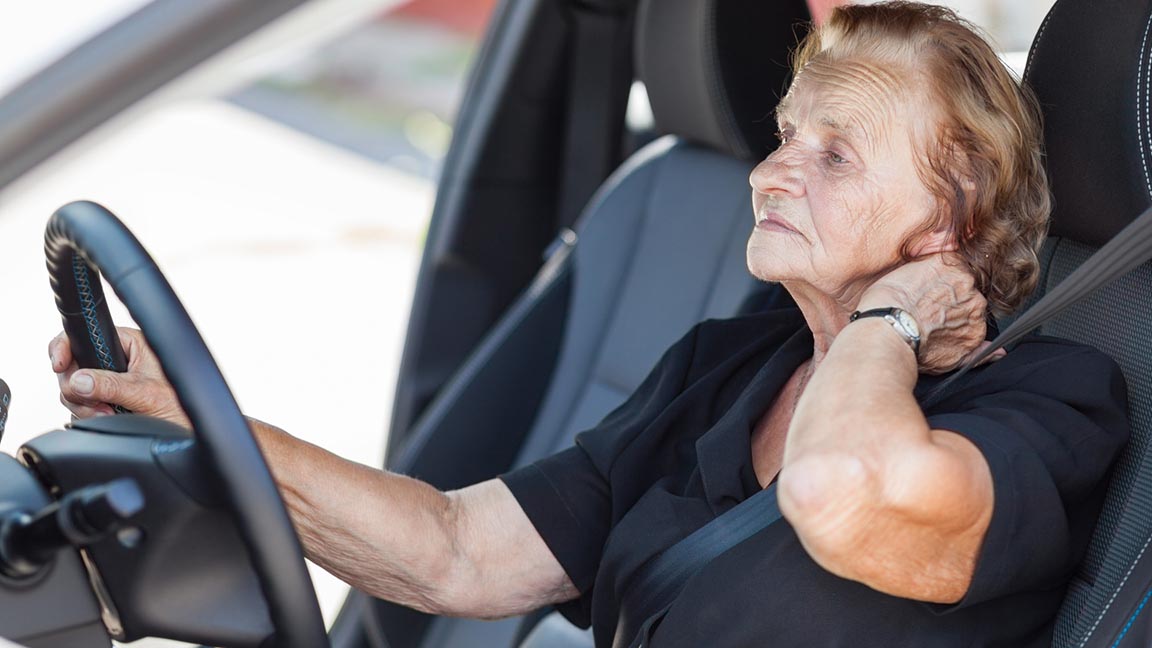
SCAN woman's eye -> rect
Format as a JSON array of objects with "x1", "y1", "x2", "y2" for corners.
[{"x1": 825, "y1": 151, "x2": 848, "y2": 165}]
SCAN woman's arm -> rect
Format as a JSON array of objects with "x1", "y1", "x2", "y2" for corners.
[
  {"x1": 780, "y1": 255, "x2": 994, "y2": 604},
  {"x1": 50, "y1": 330, "x2": 577, "y2": 619},
  {"x1": 253, "y1": 420, "x2": 576, "y2": 618}
]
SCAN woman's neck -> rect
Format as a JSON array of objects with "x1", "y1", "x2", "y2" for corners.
[{"x1": 781, "y1": 280, "x2": 865, "y2": 366}]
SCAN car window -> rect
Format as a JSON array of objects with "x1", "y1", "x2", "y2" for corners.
[
  {"x1": 0, "y1": 1, "x2": 150, "y2": 96},
  {"x1": 0, "y1": 0, "x2": 494, "y2": 642}
]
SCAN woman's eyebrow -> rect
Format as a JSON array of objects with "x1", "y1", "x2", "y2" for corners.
[
  {"x1": 818, "y1": 114, "x2": 857, "y2": 135},
  {"x1": 818, "y1": 113, "x2": 875, "y2": 151},
  {"x1": 772, "y1": 105, "x2": 874, "y2": 151}
]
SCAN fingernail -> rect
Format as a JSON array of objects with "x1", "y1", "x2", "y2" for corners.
[{"x1": 71, "y1": 373, "x2": 94, "y2": 395}]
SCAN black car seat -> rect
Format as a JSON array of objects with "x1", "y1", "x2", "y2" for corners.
[
  {"x1": 389, "y1": 1, "x2": 810, "y2": 646},
  {"x1": 1023, "y1": 0, "x2": 1152, "y2": 645}
]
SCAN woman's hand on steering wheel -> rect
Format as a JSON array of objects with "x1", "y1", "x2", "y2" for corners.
[
  {"x1": 50, "y1": 327, "x2": 190, "y2": 428},
  {"x1": 858, "y1": 252, "x2": 1003, "y2": 375}
]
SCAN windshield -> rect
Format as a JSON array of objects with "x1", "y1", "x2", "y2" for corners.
[
  {"x1": 0, "y1": 1, "x2": 494, "y2": 643},
  {"x1": 0, "y1": 1, "x2": 150, "y2": 96}
]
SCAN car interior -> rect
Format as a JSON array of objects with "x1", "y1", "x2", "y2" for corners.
[
  {"x1": 0, "y1": 0, "x2": 1152, "y2": 646},
  {"x1": 373, "y1": 0, "x2": 805, "y2": 646},
  {"x1": 360, "y1": 0, "x2": 1152, "y2": 646}
]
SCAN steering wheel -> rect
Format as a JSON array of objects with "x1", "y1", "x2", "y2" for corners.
[{"x1": 44, "y1": 200, "x2": 329, "y2": 647}]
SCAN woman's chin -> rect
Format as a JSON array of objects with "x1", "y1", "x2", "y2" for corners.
[
  {"x1": 747, "y1": 238, "x2": 801, "y2": 278},
  {"x1": 746, "y1": 252, "x2": 794, "y2": 283}
]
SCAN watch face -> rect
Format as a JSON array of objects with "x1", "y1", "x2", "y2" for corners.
[{"x1": 895, "y1": 309, "x2": 920, "y2": 337}]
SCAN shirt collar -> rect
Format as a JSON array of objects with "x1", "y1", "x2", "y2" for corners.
[{"x1": 694, "y1": 313, "x2": 813, "y2": 511}]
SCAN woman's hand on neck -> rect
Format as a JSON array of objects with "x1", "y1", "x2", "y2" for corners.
[
  {"x1": 784, "y1": 252, "x2": 993, "y2": 374},
  {"x1": 776, "y1": 252, "x2": 997, "y2": 604},
  {"x1": 855, "y1": 253, "x2": 992, "y2": 374}
]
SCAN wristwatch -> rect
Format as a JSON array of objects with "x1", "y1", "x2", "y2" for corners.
[{"x1": 849, "y1": 307, "x2": 921, "y2": 356}]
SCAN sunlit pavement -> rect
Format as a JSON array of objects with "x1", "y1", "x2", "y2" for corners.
[{"x1": 0, "y1": 99, "x2": 430, "y2": 642}]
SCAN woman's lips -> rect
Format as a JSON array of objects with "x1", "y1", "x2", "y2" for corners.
[{"x1": 756, "y1": 212, "x2": 799, "y2": 234}]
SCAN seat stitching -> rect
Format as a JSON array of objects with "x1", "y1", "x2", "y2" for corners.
[
  {"x1": 1109, "y1": 586, "x2": 1152, "y2": 647},
  {"x1": 1025, "y1": 6, "x2": 1055, "y2": 75},
  {"x1": 1141, "y1": 13, "x2": 1152, "y2": 198},
  {"x1": 1077, "y1": 532, "x2": 1152, "y2": 646}
]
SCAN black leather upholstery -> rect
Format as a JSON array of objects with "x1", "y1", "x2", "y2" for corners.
[
  {"x1": 637, "y1": 0, "x2": 808, "y2": 161},
  {"x1": 1024, "y1": 0, "x2": 1152, "y2": 245}
]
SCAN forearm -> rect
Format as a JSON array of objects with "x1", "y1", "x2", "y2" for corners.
[
  {"x1": 247, "y1": 420, "x2": 576, "y2": 618},
  {"x1": 785, "y1": 317, "x2": 925, "y2": 470},
  {"x1": 249, "y1": 419, "x2": 461, "y2": 614},
  {"x1": 779, "y1": 319, "x2": 989, "y2": 602},
  {"x1": 49, "y1": 328, "x2": 570, "y2": 614}
]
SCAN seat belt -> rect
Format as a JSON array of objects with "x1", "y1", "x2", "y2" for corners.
[
  {"x1": 618, "y1": 484, "x2": 781, "y2": 648},
  {"x1": 620, "y1": 202, "x2": 1152, "y2": 647},
  {"x1": 924, "y1": 201, "x2": 1152, "y2": 406}
]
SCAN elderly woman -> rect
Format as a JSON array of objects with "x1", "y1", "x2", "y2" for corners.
[{"x1": 50, "y1": 2, "x2": 1127, "y2": 646}]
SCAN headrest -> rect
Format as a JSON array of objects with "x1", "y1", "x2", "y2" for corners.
[
  {"x1": 1024, "y1": 0, "x2": 1152, "y2": 246},
  {"x1": 635, "y1": 0, "x2": 811, "y2": 161}
]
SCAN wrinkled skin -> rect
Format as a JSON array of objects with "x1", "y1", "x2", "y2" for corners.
[
  {"x1": 747, "y1": 58, "x2": 992, "y2": 372},
  {"x1": 48, "y1": 54, "x2": 1007, "y2": 614},
  {"x1": 50, "y1": 328, "x2": 188, "y2": 424},
  {"x1": 746, "y1": 55, "x2": 999, "y2": 605}
]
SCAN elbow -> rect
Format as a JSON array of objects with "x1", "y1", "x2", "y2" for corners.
[
  {"x1": 777, "y1": 452, "x2": 879, "y2": 567},
  {"x1": 431, "y1": 490, "x2": 515, "y2": 619},
  {"x1": 427, "y1": 492, "x2": 477, "y2": 615},
  {"x1": 359, "y1": 490, "x2": 474, "y2": 617}
]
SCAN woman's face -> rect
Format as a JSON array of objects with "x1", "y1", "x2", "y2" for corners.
[{"x1": 747, "y1": 57, "x2": 948, "y2": 304}]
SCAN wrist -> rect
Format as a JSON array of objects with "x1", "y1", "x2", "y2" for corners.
[
  {"x1": 829, "y1": 318, "x2": 919, "y2": 388},
  {"x1": 247, "y1": 417, "x2": 288, "y2": 457},
  {"x1": 849, "y1": 307, "x2": 921, "y2": 357}
]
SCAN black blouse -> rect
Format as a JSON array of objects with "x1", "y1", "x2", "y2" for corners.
[{"x1": 500, "y1": 307, "x2": 1130, "y2": 647}]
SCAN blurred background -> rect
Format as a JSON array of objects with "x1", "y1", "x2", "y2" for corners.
[{"x1": 0, "y1": 0, "x2": 1056, "y2": 645}]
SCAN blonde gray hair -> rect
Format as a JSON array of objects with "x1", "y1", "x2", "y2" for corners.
[{"x1": 793, "y1": 1, "x2": 1051, "y2": 315}]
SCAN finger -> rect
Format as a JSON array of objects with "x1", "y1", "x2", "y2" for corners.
[
  {"x1": 59, "y1": 393, "x2": 114, "y2": 419},
  {"x1": 957, "y1": 340, "x2": 1006, "y2": 368},
  {"x1": 921, "y1": 354, "x2": 965, "y2": 375},
  {"x1": 981, "y1": 348, "x2": 1008, "y2": 365},
  {"x1": 907, "y1": 249, "x2": 961, "y2": 267},
  {"x1": 56, "y1": 366, "x2": 98, "y2": 407},
  {"x1": 48, "y1": 333, "x2": 75, "y2": 374},
  {"x1": 63, "y1": 369, "x2": 139, "y2": 411},
  {"x1": 117, "y1": 328, "x2": 155, "y2": 371},
  {"x1": 70, "y1": 367, "x2": 185, "y2": 420},
  {"x1": 59, "y1": 370, "x2": 104, "y2": 407}
]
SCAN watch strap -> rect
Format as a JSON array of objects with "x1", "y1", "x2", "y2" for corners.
[{"x1": 849, "y1": 308, "x2": 921, "y2": 355}]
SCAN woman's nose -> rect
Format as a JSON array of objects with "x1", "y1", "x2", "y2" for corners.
[{"x1": 749, "y1": 153, "x2": 804, "y2": 197}]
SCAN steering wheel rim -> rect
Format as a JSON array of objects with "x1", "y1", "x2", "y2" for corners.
[{"x1": 44, "y1": 200, "x2": 329, "y2": 648}]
